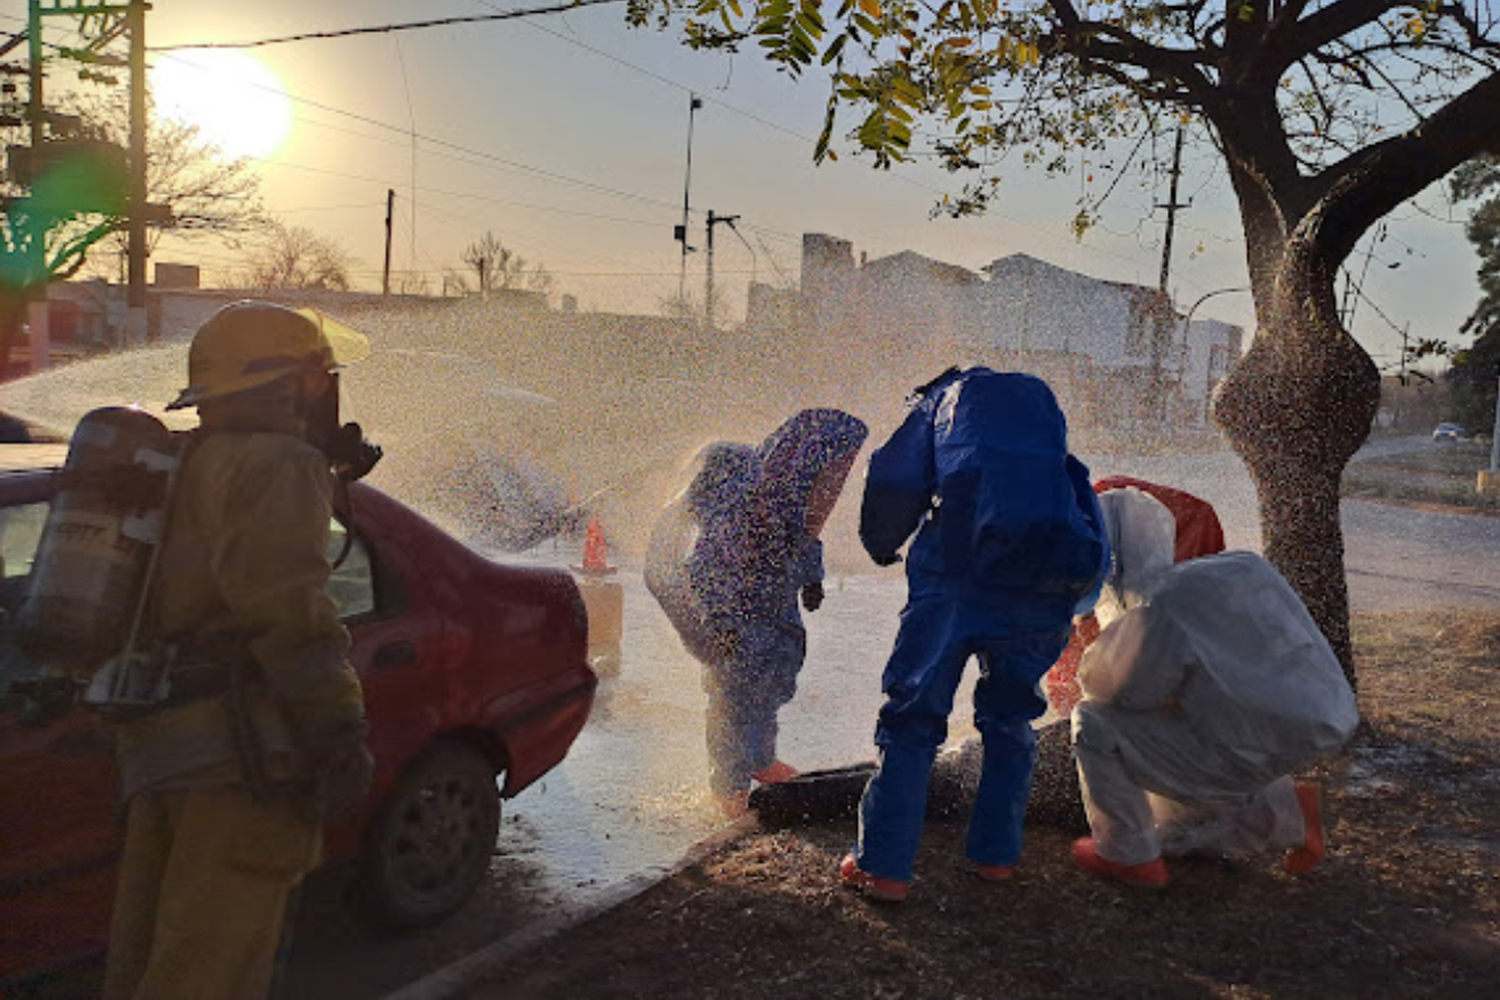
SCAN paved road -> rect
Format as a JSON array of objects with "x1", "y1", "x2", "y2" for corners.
[{"x1": 284, "y1": 443, "x2": 1500, "y2": 999}]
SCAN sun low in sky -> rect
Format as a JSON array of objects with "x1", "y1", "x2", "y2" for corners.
[{"x1": 149, "y1": 48, "x2": 292, "y2": 161}]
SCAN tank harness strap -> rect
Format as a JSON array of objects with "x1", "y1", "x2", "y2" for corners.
[
  {"x1": 327, "y1": 476, "x2": 352, "y2": 571},
  {"x1": 53, "y1": 462, "x2": 173, "y2": 512},
  {"x1": 224, "y1": 657, "x2": 274, "y2": 799}
]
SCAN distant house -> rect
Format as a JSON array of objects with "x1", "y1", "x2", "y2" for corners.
[
  {"x1": 747, "y1": 234, "x2": 1243, "y2": 431},
  {"x1": 26, "y1": 273, "x2": 549, "y2": 363}
]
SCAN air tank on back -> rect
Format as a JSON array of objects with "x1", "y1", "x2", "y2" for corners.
[{"x1": 17, "y1": 406, "x2": 178, "y2": 679}]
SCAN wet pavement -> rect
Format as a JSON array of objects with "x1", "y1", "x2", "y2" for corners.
[{"x1": 284, "y1": 446, "x2": 1500, "y2": 998}]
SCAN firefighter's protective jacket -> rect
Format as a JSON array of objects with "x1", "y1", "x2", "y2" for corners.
[{"x1": 112, "y1": 429, "x2": 366, "y2": 800}]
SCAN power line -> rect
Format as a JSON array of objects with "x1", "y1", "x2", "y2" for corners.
[
  {"x1": 148, "y1": 1, "x2": 626, "y2": 52},
  {"x1": 234, "y1": 80, "x2": 684, "y2": 213},
  {"x1": 143, "y1": 1, "x2": 1082, "y2": 244},
  {"x1": 28, "y1": 7, "x2": 1251, "y2": 307},
  {"x1": 255, "y1": 155, "x2": 670, "y2": 230}
]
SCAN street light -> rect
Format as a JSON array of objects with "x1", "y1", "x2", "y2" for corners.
[
  {"x1": 1180, "y1": 286, "x2": 1251, "y2": 364},
  {"x1": 1179, "y1": 286, "x2": 1250, "y2": 422},
  {"x1": 1181, "y1": 286, "x2": 1251, "y2": 335}
]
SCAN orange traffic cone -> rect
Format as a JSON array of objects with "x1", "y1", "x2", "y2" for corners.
[{"x1": 578, "y1": 516, "x2": 615, "y2": 576}]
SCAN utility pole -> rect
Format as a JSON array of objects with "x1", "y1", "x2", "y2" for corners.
[
  {"x1": 382, "y1": 189, "x2": 394, "y2": 296},
  {"x1": 1152, "y1": 125, "x2": 1188, "y2": 425},
  {"x1": 675, "y1": 94, "x2": 702, "y2": 304},
  {"x1": 1395, "y1": 322, "x2": 1409, "y2": 429},
  {"x1": 28, "y1": 1, "x2": 152, "y2": 346},
  {"x1": 27, "y1": 2, "x2": 42, "y2": 154},
  {"x1": 126, "y1": 0, "x2": 146, "y2": 346},
  {"x1": 1157, "y1": 127, "x2": 1184, "y2": 296},
  {"x1": 1490, "y1": 365, "x2": 1500, "y2": 477},
  {"x1": 25, "y1": 3, "x2": 47, "y2": 369},
  {"x1": 704, "y1": 210, "x2": 738, "y2": 333}
]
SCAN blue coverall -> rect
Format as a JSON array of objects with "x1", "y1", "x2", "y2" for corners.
[
  {"x1": 854, "y1": 368, "x2": 1108, "y2": 881},
  {"x1": 656, "y1": 444, "x2": 824, "y2": 797},
  {"x1": 698, "y1": 533, "x2": 822, "y2": 797}
]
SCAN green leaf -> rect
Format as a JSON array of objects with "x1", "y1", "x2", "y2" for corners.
[{"x1": 822, "y1": 32, "x2": 849, "y2": 65}]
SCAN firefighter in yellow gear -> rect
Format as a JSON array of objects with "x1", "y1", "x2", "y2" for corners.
[{"x1": 102, "y1": 301, "x2": 378, "y2": 1000}]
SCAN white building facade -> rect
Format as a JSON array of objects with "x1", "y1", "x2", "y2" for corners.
[{"x1": 762, "y1": 235, "x2": 1244, "y2": 431}]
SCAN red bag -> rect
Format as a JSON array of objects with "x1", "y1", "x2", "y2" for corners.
[{"x1": 1042, "y1": 476, "x2": 1227, "y2": 717}]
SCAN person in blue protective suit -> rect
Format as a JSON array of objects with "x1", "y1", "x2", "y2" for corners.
[
  {"x1": 1070, "y1": 487, "x2": 1358, "y2": 888},
  {"x1": 840, "y1": 367, "x2": 1109, "y2": 903},
  {"x1": 646, "y1": 410, "x2": 867, "y2": 819}
]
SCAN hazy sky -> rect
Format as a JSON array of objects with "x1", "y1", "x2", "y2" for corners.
[{"x1": 5, "y1": 0, "x2": 1487, "y2": 370}]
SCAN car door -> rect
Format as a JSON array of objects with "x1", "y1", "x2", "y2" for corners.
[
  {"x1": 0, "y1": 498, "x2": 119, "y2": 985},
  {"x1": 0, "y1": 499, "x2": 402, "y2": 987},
  {"x1": 324, "y1": 498, "x2": 452, "y2": 856}
]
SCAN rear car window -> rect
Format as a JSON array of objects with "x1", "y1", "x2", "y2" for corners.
[
  {"x1": 327, "y1": 517, "x2": 376, "y2": 619},
  {"x1": 0, "y1": 503, "x2": 51, "y2": 694}
]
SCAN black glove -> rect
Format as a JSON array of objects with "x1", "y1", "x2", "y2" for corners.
[
  {"x1": 310, "y1": 740, "x2": 375, "y2": 824},
  {"x1": 871, "y1": 552, "x2": 902, "y2": 568},
  {"x1": 800, "y1": 582, "x2": 824, "y2": 612},
  {"x1": 285, "y1": 704, "x2": 374, "y2": 824}
]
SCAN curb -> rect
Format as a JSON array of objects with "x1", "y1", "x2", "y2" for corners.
[{"x1": 379, "y1": 815, "x2": 758, "y2": 1000}]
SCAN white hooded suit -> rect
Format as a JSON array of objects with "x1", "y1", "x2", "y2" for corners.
[{"x1": 1071, "y1": 489, "x2": 1359, "y2": 865}]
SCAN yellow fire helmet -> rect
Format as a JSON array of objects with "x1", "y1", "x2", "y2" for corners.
[{"x1": 167, "y1": 300, "x2": 372, "y2": 411}]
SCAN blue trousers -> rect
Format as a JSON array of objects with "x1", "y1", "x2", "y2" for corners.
[
  {"x1": 855, "y1": 595, "x2": 1071, "y2": 881},
  {"x1": 702, "y1": 618, "x2": 804, "y2": 796}
]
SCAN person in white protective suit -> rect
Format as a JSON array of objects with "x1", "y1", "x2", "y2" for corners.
[{"x1": 1070, "y1": 487, "x2": 1360, "y2": 888}]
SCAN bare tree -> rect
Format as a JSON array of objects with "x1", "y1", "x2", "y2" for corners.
[
  {"x1": 241, "y1": 222, "x2": 356, "y2": 291},
  {"x1": 460, "y1": 230, "x2": 554, "y2": 300},
  {"x1": 657, "y1": 289, "x2": 726, "y2": 329},
  {"x1": 388, "y1": 270, "x2": 432, "y2": 296},
  {"x1": 66, "y1": 90, "x2": 268, "y2": 262},
  {"x1": 0, "y1": 88, "x2": 268, "y2": 372}
]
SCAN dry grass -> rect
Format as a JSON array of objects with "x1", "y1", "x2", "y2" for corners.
[
  {"x1": 1344, "y1": 442, "x2": 1500, "y2": 514},
  {"x1": 469, "y1": 609, "x2": 1500, "y2": 1000}
]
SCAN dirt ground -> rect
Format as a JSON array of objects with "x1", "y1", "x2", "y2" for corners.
[{"x1": 466, "y1": 608, "x2": 1500, "y2": 1000}]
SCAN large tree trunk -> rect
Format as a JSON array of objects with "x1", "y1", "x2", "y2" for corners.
[{"x1": 1212, "y1": 229, "x2": 1380, "y2": 685}]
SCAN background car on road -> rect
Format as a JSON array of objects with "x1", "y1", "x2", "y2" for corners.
[
  {"x1": 0, "y1": 443, "x2": 597, "y2": 990},
  {"x1": 1432, "y1": 422, "x2": 1468, "y2": 442}
]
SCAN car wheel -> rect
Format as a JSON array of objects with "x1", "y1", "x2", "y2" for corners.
[{"x1": 355, "y1": 741, "x2": 501, "y2": 928}]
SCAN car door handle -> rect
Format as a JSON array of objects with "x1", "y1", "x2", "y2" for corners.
[{"x1": 372, "y1": 641, "x2": 417, "y2": 671}]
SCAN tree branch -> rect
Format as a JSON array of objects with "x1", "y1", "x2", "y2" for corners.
[
  {"x1": 1044, "y1": 0, "x2": 1219, "y2": 109},
  {"x1": 1312, "y1": 72, "x2": 1500, "y2": 265},
  {"x1": 1276, "y1": 0, "x2": 1410, "y2": 71}
]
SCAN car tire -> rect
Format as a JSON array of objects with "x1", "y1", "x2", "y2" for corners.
[{"x1": 354, "y1": 741, "x2": 501, "y2": 929}]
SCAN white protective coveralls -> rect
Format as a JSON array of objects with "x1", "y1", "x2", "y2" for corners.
[{"x1": 1071, "y1": 488, "x2": 1359, "y2": 866}]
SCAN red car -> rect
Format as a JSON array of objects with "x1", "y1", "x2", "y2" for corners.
[{"x1": 0, "y1": 444, "x2": 597, "y2": 988}]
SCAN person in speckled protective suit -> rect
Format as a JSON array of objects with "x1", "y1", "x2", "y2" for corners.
[
  {"x1": 841, "y1": 367, "x2": 1109, "y2": 901},
  {"x1": 646, "y1": 410, "x2": 867, "y2": 817}
]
